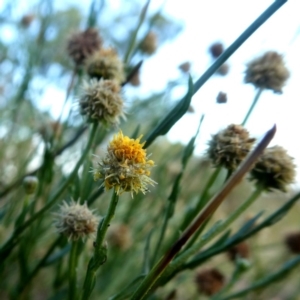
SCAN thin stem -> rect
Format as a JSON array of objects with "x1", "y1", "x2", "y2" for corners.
[
  {"x1": 17, "y1": 236, "x2": 63, "y2": 295},
  {"x1": 123, "y1": 0, "x2": 150, "y2": 64},
  {"x1": 69, "y1": 241, "x2": 80, "y2": 300},
  {"x1": 195, "y1": 167, "x2": 222, "y2": 215},
  {"x1": 0, "y1": 123, "x2": 98, "y2": 261},
  {"x1": 192, "y1": 0, "x2": 287, "y2": 95},
  {"x1": 131, "y1": 126, "x2": 275, "y2": 299},
  {"x1": 151, "y1": 204, "x2": 172, "y2": 266},
  {"x1": 242, "y1": 88, "x2": 263, "y2": 126},
  {"x1": 169, "y1": 186, "x2": 264, "y2": 279},
  {"x1": 81, "y1": 191, "x2": 119, "y2": 300}
]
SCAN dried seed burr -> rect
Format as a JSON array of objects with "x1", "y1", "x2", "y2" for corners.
[
  {"x1": 20, "y1": 14, "x2": 34, "y2": 27},
  {"x1": 249, "y1": 146, "x2": 296, "y2": 192},
  {"x1": 178, "y1": 61, "x2": 191, "y2": 73},
  {"x1": 54, "y1": 201, "x2": 99, "y2": 241},
  {"x1": 107, "y1": 224, "x2": 132, "y2": 250},
  {"x1": 86, "y1": 48, "x2": 125, "y2": 84},
  {"x1": 227, "y1": 242, "x2": 250, "y2": 261},
  {"x1": 216, "y1": 91, "x2": 227, "y2": 104},
  {"x1": 244, "y1": 51, "x2": 290, "y2": 93},
  {"x1": 94, "y1": 131, "x2": 156, "y2": 196},
  {"x1": 209, "y1": 42, "x2": 224, "y2": 58},
  {"x1": 216, "y1": 63, "x2": 230, "y2": 76},
  {"x1": 285, "y1": 232, "x2": 300, "y2": 254},
  {"x1": 139, "y1": 31, "x2": 157, "y2": 55},
  {"x1": 207, "y1": 124, "x2": 256, "y2": 171},
  {"x1": 194, "y1": 268, "x2": 225, "y2": 296},
  {"x1": 79, "y1": 79, "x2": 125, "y2": 126},
  {"x1": 67, "y1": 28, "x2": 102, "y2": 66}
]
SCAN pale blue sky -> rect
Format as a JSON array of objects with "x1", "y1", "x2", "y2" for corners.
[{"x1": 1, "y1": 0, "x2": 300, "y2": 186}]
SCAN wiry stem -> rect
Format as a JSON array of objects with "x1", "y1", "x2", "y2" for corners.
[
  {"x1": 242, "y1": 88, "x2": 263, "y2": 126},
  {"x1": 81, "y1": 191, "x2": 119, "y2": 300},
  {"x1": 131, "y1": 125, "x2": 276, "y2": 299}
]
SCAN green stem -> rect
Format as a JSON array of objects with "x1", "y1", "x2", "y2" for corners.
[
  {"x1": 151, "y1": 204, "x2": 172, "y2": 266},
  {"x1": 123, "y1": 0, "x2": 150, "y2": 64},
  {"x1": 81, "y1": 191, "x2": 119, "y2": 300},
  {"x1": 242, "y1": 88, "x2": 263, "y2": 126},
  {"x1": 192, "y1": 0, "x2": 287, "y2": 95},
  {"x1": 159, "y1": 185, "x2": 264, "y2": 285},
  {"x1": 219, "y1": 255, "x2": 300, "y2": 300},
  {"x1": 17, "y1": 236, "x2": 62, "y2": 295},
  {"x1": 69, "y1": 241, "x2": 80, "y2": 300},
  {"x1": 176, "y1": 167, "x2": 222, "y2": 248},
  {"x1": 195, "y1": 167, "x2": 222, "y2": 215},
  {"x1": 131, "y1": 122, "x2": 274, "y2": 300},
  {"x1": 0, "y1": 123, "x2": 98, "y2": 261}
]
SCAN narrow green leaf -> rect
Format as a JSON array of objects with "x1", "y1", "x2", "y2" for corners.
[
  {"x1": 144, "y1": 76, "x2": 194, "y2": 148},
  {"x1": 221, "y1": 255, "x2": 300, "y2": 300}
]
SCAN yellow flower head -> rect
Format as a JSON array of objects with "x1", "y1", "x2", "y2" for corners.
[{"x1": 94, "y1": 131, "x2": 156, "y2": 196}]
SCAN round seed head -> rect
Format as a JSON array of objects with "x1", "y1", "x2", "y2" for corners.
[
  {"x1": 249, "y1": 146, "x2": 296, "y2": 192},
  {"x1": 244, "y1": 51, "x2": 290, "y2": 93},
  {"x1": 227, "y1": 242, "x2": 250, "y2": 261},
  {"x1": 207, "y1": 124, "x2": 256, "y2": 170},
  {"x1": 216, "y1": 91, "x2": 227, "y2": 104},
  {"x1": 107, "y1": 224, "x2": 132, "y2": 250},
  {"x1": 285, "y1": 232, "x2": 300, "y2": 254},
  {"x1": 54, "y1": 200, "x2": 99, "y2": 241},
  {"x1": 139, "y1": 31, "x2": 157, "y2": 55},
  {"x1": 67, "y1": 28, "x2": 102, "y2": 66},
  {"x1": 79, "y1": 79, "x2": 125, "y2": 126},
  {"x1": 86, "y1": 48, "x2": 125, "y2": 84},
  {"x1": 195, "y1": 268, "x2": 225, "y2": 296},
  {"x1": 209, "y1": 42, "x2": 224, "y2": 58}
]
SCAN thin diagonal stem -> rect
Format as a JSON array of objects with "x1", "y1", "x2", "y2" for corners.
[
  {"x1": 81, "y1": 191, "x2": 119, "y2": 300},
  {"x1": 131, "y1": 125, "x2": 276, "y2": 299},
  {"x1": 192, "y1": 0, "x2": 287, "y2": 95},
  {"x1": 242, "y1": 88, "x2": 263, "y2": 126}
]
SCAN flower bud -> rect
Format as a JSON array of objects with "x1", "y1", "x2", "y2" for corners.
[{"x1": 23, "y1": 176, "x2": 38, "y2": 195}]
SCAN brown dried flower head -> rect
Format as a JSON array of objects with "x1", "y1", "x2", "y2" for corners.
[
  {"x1": 207, "y1": 124, "x2": 256, "y2": 170},
  {"x1": 195, "y1": 268, "x2": 225, "y2": 296},
  {"x1": 20, "y1": 14, "x2": 35, "y2": 28},
  {"x1": 216, "y1": 91, "x2": 227, "y2": 104},
  {"x1": 249, "y1": 146, "x2": 296, "y2": 192},
  {"x1": 54, "y1": 201, "x2": 99, "y2": 241},
  {"x1": 209, "y1": 42, "x2": 224, "y2": 58},
  {"x1": 79, "y1": 79, "x2": 125, "y2": 126},
  {"x1": 67, "y1": 28, "x2": 102, "y2": 66},
  {"x1": 285, "y1": 232, "x2": 300, "y2": 254},
  {"x1": 178, "y1": 62, "x2": 191, "y2": 73},
  {"x1": 86, "y1": 48, "x2": 125, "y2": 84},
  {"x1": 217, "y1": 63, "x2": 230, "y2": 76},
  {"x1": 244, "y1": 51, "x2": 290, "y2": 93},
  {"x1": 227, "y1": 242, "x2": 250, "y2": 261},
  {"x1": 107, "y1": 224, "x2": 132, "y2": 250},
  {"x1": 139, "y1": 31, "x2": 157, "y2": 55}
]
